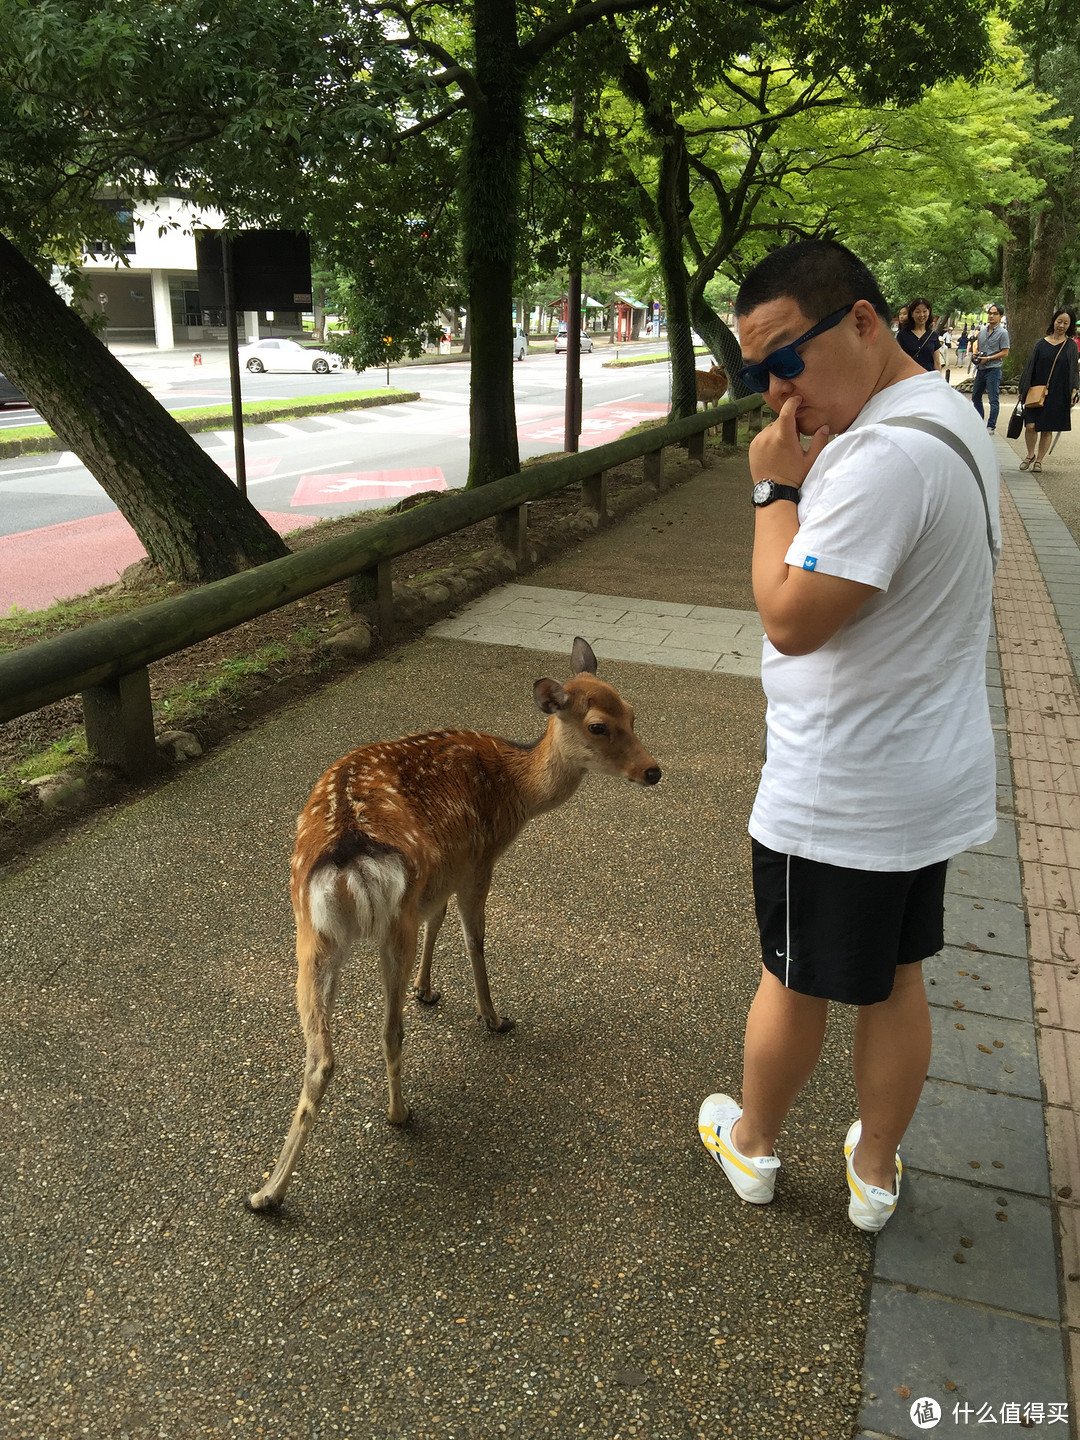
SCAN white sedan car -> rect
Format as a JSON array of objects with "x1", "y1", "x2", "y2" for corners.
[
  {"x1": 554, "y1": 330, "x2": 594, "y2": 354},
  {"x1": 239, "y1": 338, "x2": 342, "y2": 375}
]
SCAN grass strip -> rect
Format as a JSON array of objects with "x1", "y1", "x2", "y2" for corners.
[
  {"x1": 0, "y1": 389, "x2": 419, "y2": 459},
  {"x1": 602, "y1": 346, "x2": 711, "y2": 369}
]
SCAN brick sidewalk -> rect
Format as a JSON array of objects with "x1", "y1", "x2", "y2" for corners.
[{"x1": 996, "y1": 473, "x2": 1080, "y2": 1399}]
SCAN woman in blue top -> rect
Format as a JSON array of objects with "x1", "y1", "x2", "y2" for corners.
[{"x1": 896, "y1": 298, "x2": 943, "y2": 374}]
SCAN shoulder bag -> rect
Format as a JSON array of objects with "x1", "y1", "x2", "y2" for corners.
[{"x1": 1024, "y1": 341, "x2": 1064, "y2": 409}]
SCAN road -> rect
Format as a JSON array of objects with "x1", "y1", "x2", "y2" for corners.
[{"x1": 0, "y1": 349, "x2": 679, "y2": 610}]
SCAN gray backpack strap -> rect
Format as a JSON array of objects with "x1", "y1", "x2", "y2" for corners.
[{"x1": 878, "y1": 416, "x2": 997, "y2": 567}]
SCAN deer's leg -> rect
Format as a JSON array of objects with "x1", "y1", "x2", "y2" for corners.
[
  {"x1": 247, "y1": 918, "x2": 343, "y2": 1213},
  {"x1": 380, "y1": 910, "x2": 419, "y2": 1124},
  {"x1": 412, "y1": 902, "x2": 447, "y2": 1006},
  {"x1": 456, "y1": 877, "x2": 515, "y2": 1033}
]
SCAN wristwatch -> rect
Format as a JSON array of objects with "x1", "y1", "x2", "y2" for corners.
[{"x1": 751, "y1": 479, "x2": 801, "y2": 508}]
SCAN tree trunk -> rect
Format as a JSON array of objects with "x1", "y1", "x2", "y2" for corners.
[
  {"x1": 654, "y1": 130, "x2": 697, "y2": 419},
  {"x1": 1001, "y1": 190, "x2": 1066, "y2": 382},
  {"x1": 0, "y1": 234, "x2": 289, "y2": 583},
  {"x1": 690, "y1": 294, "x2": 748, "y2": 397},
  {"x1": 462, "y1": 0, "x2": 523, "y2": 487}
]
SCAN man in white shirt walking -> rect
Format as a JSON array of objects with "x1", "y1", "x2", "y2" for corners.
[{"x1": 697, "y1": 241, "x2": 1000, "y2": 1232}]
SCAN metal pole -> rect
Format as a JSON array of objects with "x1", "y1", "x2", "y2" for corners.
[
  {"x1": 222, "y1": 236, "x2": 248, "y2": 498},
  {"x1": 563, "y1": 84, "x2": 584, "y2": 454}
]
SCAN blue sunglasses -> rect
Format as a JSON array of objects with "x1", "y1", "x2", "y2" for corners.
[{"x1": 737, "y1": 303, "x2": 857, "y2": 393}]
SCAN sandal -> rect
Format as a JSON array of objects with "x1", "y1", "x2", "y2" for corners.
[
  {"x1": 1020, "y1": 455, "x2": 1035, "y2": 470},
  {"x1": 1032, "y1": 460, "x2": 1043, "y2": 473}
]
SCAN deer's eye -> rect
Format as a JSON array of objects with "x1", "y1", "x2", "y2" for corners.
[{"x1": 588, "y1": 722, "x2": 608, "y2": 736}]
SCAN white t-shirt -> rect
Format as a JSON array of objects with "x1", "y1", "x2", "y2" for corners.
[{"x1": 749, "y1": 372, "x2": 1000, "y2": 871}]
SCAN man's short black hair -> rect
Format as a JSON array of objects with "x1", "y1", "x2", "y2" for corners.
[{"x1": 735, "y1": 240, "x2": 891, "y2": 325}]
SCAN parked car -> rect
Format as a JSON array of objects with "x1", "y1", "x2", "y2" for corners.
[
  {"x1": 239, "y1": 338, "x2": 342, "y2": 375},
  {"x1": 0, "y1": 371, "x2": 29, "y2": 407},
  {"x1": 512, "y1": 327, "x2": 529, "y2": 362},
  {"x1": 554, "y1": 330, "x2": 594, "y2": 354}
]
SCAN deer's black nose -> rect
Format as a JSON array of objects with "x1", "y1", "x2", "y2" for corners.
[{"x1": 643, "y1": 767, "x2": 662, "y2": 786}]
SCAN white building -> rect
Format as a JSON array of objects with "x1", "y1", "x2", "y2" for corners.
[{"x1": 78, "y1": 196, "x2": 303, "y2": 349}]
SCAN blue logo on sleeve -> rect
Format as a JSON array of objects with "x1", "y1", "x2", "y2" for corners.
[{"x1": 803, "y1": 556, "x2": 818, "y2": 571}]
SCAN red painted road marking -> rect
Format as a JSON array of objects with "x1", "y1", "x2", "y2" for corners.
[
  {"x1": 517, "y1": 401, "x2": 669, "y2": 448},
  {"x1": 0, "y1": 510, "x2": 320, "y2": 614},
  {"x1": 291, "y1": 468, "x2": 447, "y2": 507}
]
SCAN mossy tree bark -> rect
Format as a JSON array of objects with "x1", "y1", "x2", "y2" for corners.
[
  {"x1": 1001, "y1": 192, "x2": 1067, "y2": 382},
  {"x1": 0, "y1": 234, "x2": 289, "y2": 583}
]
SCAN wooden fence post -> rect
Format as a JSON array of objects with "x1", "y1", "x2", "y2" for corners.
[
  {"x1": 82, "y1": 667, "x2": 159, "y2": 779},
  {"x1": 643, "y1": 447, "x2": 665, "y2": 491},
  {"x1": 581, "y1": 472, "x2": 609, "y2": 523},
  {"x1": 687, "y1": 429, "x2": 706, "y2": 464},
  {"x1": 349, "y1": 558, "x2": 394, "y2": 642},
  {"x1": 495, "y1": 504, "x2": 529, "y2": 561},
  {"x1": 721, "y1": 414, "x2": 737, "y2": 444}
]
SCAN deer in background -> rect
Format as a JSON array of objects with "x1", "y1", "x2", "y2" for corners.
[
  {"x1": 247, "y1": 638, "x2": 661, "y2": 1212},
  {"x1": 695, "y1": 362, "x2": 729, "y2": 407}
]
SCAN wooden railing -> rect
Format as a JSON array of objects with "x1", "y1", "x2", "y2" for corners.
[{"x1": 0, "y1": 394, "x2": 764, "y2": 777}]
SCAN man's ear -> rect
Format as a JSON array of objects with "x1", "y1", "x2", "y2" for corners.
[
  {"x1": 534, "y1": 678, "x2": 569, "y2": 714},
  {"x1": 853, "y1": 298, "x2": 881, "y2": 341}
]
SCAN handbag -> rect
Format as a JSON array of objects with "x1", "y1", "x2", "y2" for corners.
[
  {"x1": 1006, "y1": 403, "x2": 1024, "y2": 439},
  {"x1": 1024, "y1": 341, "x2": 1065, "y2": 408}
]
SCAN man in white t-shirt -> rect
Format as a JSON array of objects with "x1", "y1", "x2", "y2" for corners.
[{"x1": 697, "y1": 241, "x2": 1000, "y2": 1233}]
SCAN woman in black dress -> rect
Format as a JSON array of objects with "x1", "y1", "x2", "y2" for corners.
[
  {"x1": 896, "y1": 298, "x2": 943, "y2": 374},
  {"x1": 1018, "y1": 309, "x2": 1080, "y2": 472}
]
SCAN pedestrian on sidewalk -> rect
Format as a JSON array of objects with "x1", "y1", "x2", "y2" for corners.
[
  {"x1": 699, "y1": 239, "x2": 1000, "y2": 1233},
  {"x1": 895, "y1": 297, "x2": 943, "y2": 374},
  {"x1": 971, "y1": 305, "x2": 1010, "y2": 432},
  {"x1": 957, "y1": 325, "x2": 969, "y2": 366},
  {"x1": 1017, "y1": 308, "x2": 1079, "y2": 474}
]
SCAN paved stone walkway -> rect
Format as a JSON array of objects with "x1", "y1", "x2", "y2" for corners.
[
  {"x1": 434, "y1": 439, "x2": 1078, "y2": 1438},
  {"x1": 431, "y1": 586, "x2": 764, "y2": 678}
]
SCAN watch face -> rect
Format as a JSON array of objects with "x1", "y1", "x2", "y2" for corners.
[{"x1": 752, "y1": 480, "x2": 773, "y2": 505}]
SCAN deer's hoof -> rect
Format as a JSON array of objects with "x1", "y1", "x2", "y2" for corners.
[
  {"x1": 387, "y1": 1102, "x2": 413, "y2": 1126},
  {"x1": 484, "y1": 1014, "x2": 516, "y2": 1034},
  {"x1": 414, "y1": 986, "x2": 442, "y2": 1007},
  {"x1": 244, "y1": 1191, "x2": 283, "y2": 1216}
]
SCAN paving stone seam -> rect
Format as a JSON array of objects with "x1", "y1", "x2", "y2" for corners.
[
  {"x1": 872, "y1": 1277, "x2": 1062, "y2": 1327},
  {"x1": 902, "y1": 1163, "x2": 1049, "y2": 1200}
]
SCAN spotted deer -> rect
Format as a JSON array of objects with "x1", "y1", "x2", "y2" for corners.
[
  {"x1": 695, "y1": 363, "x2": 728, "y2": 407},
  {"x1": 247, "y1": 638, "x2": 660, "y2": 1211}
]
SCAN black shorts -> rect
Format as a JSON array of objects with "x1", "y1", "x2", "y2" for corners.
[{"x1": 751, "y1": 839, "x2": 948, "y2": 1006}]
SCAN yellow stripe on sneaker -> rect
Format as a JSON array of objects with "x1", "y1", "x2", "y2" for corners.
[
  {"x1": 847, "y1": 1172, "x2": 867, "y2": 1206},
  {"x1": 698, "y1": 1125, "x2": 762, "y2": 1181}
]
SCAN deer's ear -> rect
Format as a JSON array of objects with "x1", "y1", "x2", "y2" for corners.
[
  {"x1": 571, "y1": 636, "x2": 598, "y2": 676},
  {"x1": 534, "y1": 678, "x2": 569, "y2": 714}
]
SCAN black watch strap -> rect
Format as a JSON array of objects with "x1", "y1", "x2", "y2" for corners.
[{"x1": 752, "y1": 480, "x2": 801, "y2": 507}]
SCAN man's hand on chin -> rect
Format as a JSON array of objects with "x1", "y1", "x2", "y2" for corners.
[{"x1": 749, "y1": 395, "x2": 830, "y2": 487}]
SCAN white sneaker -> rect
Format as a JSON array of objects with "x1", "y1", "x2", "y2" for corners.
[
  {"x1": 697, "y1": 1093, "x2": 780, "y2": 1204},
  {"x1": 844, "y1": 1120, "x2": 901, "y2": 1232}
]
